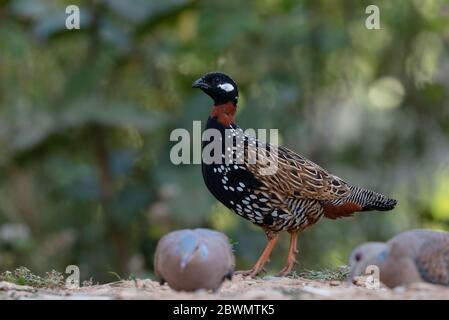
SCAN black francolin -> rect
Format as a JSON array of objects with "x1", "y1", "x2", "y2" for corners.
[{"x1": 193, "y1": 72, "x2": 397, "y2": 277}]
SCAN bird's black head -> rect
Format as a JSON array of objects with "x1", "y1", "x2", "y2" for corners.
[{"x1": 192, "y1": 72, "x2": 238, "y2": 105}]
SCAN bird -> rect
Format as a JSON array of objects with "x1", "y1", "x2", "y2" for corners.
[
  {"x1": 192, "y1": 72, "x2": 397, "y2": 277},
  {"x1": 154, "y1": 228, "x2": 235, "y2": 291},
  {"x1": 349, "y1": 229, "x2": 449, "y2": 288}
]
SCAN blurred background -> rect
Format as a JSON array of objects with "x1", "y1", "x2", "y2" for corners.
[{"x1": 1, "y1": 0, "x2": 449, "y2": 283}]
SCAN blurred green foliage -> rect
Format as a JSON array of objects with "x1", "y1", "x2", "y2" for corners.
[{"x1": 0, "y1": 0, "x2": 449, "y2": 282}]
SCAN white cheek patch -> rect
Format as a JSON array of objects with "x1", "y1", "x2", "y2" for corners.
[{"x1": 218, "y1": 83, "x2": 234, "y2": 92}]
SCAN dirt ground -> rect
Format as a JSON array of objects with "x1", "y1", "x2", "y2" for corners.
[{"x1": 1, "y1": 274, "x2": 449, "y2": 300}]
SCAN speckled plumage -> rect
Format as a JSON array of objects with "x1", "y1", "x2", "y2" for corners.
[{"x1": 203, "y1": 121, "x2": 396, "y2": 233}]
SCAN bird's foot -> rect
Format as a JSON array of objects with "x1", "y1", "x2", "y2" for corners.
[
  {"x1": 276, "y1": 259, "x2": 298, "y2": 277},
  {"x1": 235, "y1": 267, "x2": 267, "y2": 278}
]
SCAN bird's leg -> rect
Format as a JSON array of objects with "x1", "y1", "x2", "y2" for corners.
[
  {"x1": 236, "y1": 232, "x2": 280, "y2": 278},
  {"x1": 277, "y1": 231, "x2": 299, "y2": 277}
]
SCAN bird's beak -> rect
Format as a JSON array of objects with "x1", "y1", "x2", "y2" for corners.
[{"x1": 192, "y1": 77, "x2": 208, "y2": 89}]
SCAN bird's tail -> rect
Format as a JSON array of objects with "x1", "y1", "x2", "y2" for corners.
[
  {"x1": 345, "y1": 185, "x2": 397, "y2": 211},
  {"x1": 323, "y1": 185, "x2": 397, "y2": 219}
]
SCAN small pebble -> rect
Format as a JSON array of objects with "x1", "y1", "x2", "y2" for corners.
[{"x1": 330, "y1": 280, "x2": 340, "y2": 286}]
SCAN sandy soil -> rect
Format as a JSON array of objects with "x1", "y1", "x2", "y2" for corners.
[{"x1": 1, "y1": 275, "x2": 449, "y2": 300}]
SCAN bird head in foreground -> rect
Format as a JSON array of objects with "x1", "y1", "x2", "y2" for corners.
[
  {"x1": 348, "y1": 242, "x2": 389, "y2": 282},
  {"x1": 348, "y1": 230, "x2": 449, "y2": 288},
  {"x1": 192, "y1": 72, "x2": 238, "y2": 105}
]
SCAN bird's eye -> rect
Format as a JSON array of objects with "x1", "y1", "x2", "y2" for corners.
[
  {"x1": 214, "y1": 77, "x2": 220, "y2": 84},
  {"x1": 355, "y1": 252, "x2": 363, "y2": 262}
]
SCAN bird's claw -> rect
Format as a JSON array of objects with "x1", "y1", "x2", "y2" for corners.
[
  {"x1": 235, "y1": 267, "x2": 266, "y2": 278},
  {"x1": 276, "y1": 259, "x2": 299, "y2": 277}
]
